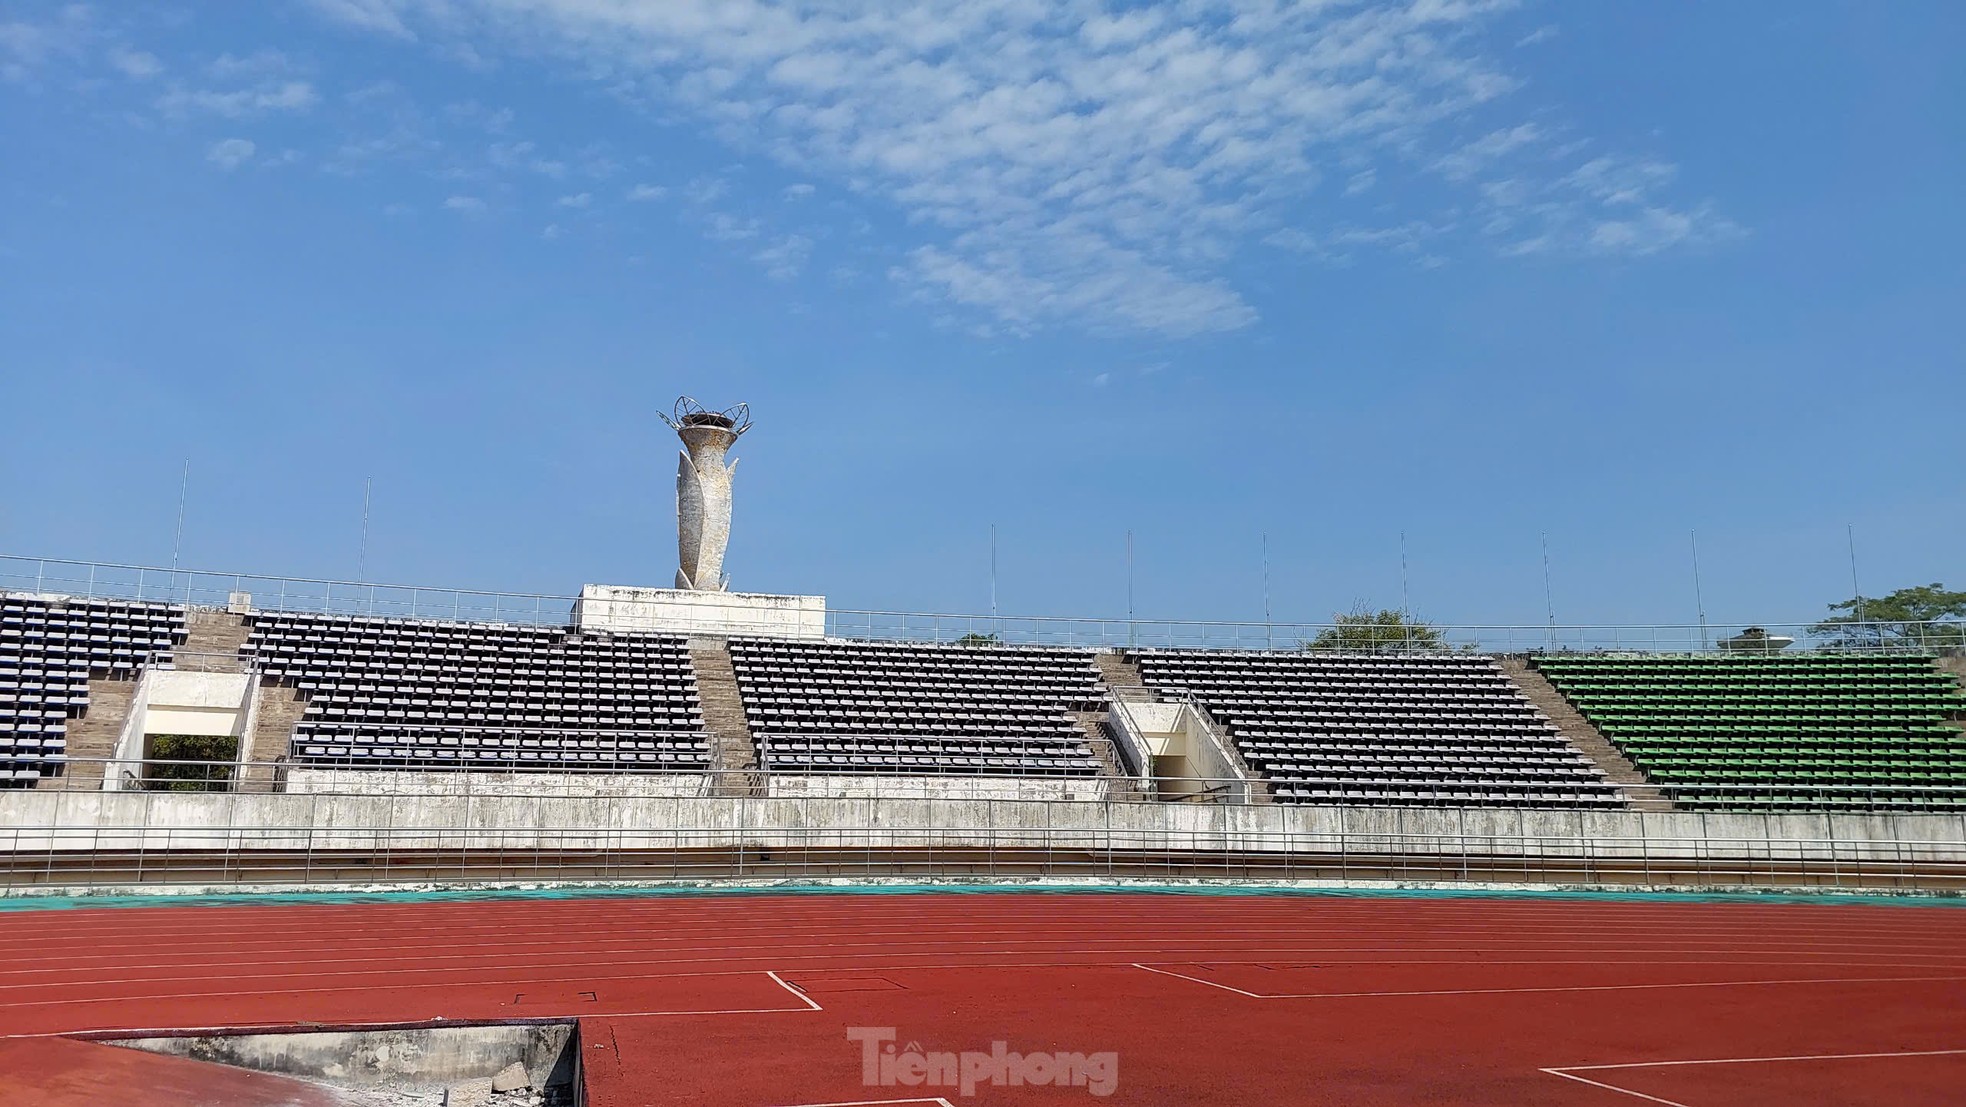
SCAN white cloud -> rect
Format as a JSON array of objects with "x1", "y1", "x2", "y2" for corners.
[
  {"x1": 442, "y1": 195, "x2": 489, "y2": 215},
  {"x1": 1516, "y1": 25, "x2": 1559, "y2": 48},
  {"x1": 206, "y1": 50, "x2": 297, "y2": 81},
  {"x1": 541, "y1": 222, "x2": 563, "y2": 240},
  {"x1": 206, "y1": 138, "x2": 256, "y2": 170},
  {"x1": 1434, "y1": 124, "x2": 1544, "y2": 183},
  {"x1": 701, "y1": 212, "x2": 761, "y2": 241},
  {"x1": 303, "y1": 0, "x2": 415, "y2": 39},
  {"x1": 0, "y1": 5, "x2": 95, "y2": 84},
  {"x1": 752, "y1": 233, "x2": 812, "y2": 280},
  {"x1": 108, "y1": 48, "x2": 163, "y2": 80},
  {"x1": 555, "y1": 191, "x2": 592, "y2": 208},
  {"x1": 304, "y1": 0, "x2": 1739, "y2": 335},
  {"x1": 159, "y1": 80, "x2": 318, "y2": 118},
  {"x1": 782, "y1": 182, "x2": 815, "y2": 200},
  {"x1": 625, "y1": 183, "x2": 667, "y2": 201}
]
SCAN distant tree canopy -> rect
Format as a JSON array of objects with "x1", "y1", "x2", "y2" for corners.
[
  {"x1": 1305, "y1": 606, "x2": 1448, "y2": 653},
  {"x1": 955, "y1": 632, "x2": 1005, "y2": 647},
  {"x1": 143, "y1": 733, "x2": 238, "y2": 792},
  {"x1": 1809, "y1": 583, "x2": 1966, "y2": 650}
]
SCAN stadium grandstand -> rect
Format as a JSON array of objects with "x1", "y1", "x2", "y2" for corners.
[
  {"x1": 5, "y1": 378, "x2": 1966, "y2": 1106},
  {"x1": 3, "y1": 543, "x2": 1965, "y2": 1104},
  {"x1": 11, "y1": 2, "x2": 1966, "y2": 1101}
]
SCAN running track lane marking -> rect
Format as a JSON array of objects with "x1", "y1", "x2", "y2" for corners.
[
  {"x1": 1128, "y1": 963, "x2": 1966, "y2": 999},
  {"x1": 1539, "y1": 1048, "x2": 1966, "y2": 1107},
  {"x1": 769, "y1": 1099, "x2": 955, "y2": 1107},
  {"x1": 0, "y1": 970, "x2": 823, "y2": 1034}
]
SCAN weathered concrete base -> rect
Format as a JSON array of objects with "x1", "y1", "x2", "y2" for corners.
[
  {"x1": 112, "y1": 1023, "x2": 577, "y2": 1104},
  {"x1": 573, "y1": 584, "x2": 824, "y2": 638},
  {"x1": 4, "y1": 790, "x2": 1961, "y2": 874},
  {"x1": 286, "y1": 768, "x2": 709, "y2": 799},
  {"x1": 764, "y1": 773, "x2": 1110, "y2": 802}
]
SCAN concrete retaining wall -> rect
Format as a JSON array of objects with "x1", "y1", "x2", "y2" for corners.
[
  {"x1": 764, "y1": 774, "x2": 1110, "y2": 802},
  {"x1": 286, "y1": 768, "x2": 710, "y2": 799},
  {"x1": 4, "y1": 790, "x2": 1962, "y2": 865}
]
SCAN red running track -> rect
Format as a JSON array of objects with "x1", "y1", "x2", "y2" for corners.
[{"x1": 1, "y1": 891, "x2": 1964, "y2": 1105}]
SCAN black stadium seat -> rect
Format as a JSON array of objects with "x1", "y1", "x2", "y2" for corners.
[
  {"x1": 0, "y1": 595, "x2": 186, "y2": 786},
  {"x1": 728, "y1": 638, "x2": 1104, "y2": 776},
  {"x1": 245, "y1": 613, "x2": 713, "y2": 772},
  {"x1": 1132, "y1": 649, "x2": 1623, "y2": 808}
]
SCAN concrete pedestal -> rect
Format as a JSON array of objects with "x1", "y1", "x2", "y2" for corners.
[{"x1": 574, "y1": 584, "x2": 825, "y2": 639}]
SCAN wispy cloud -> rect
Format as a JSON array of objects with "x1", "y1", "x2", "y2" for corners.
[
  {"x1": 108, "y1": 47, "x2": 163, "y2": 80},
  {"x1": 442, "y1": 194, "x2": 488, "y2": 216},
  {"x1": 206, "y1": 137, "x2": 256, "y2": 171},
  {"x1": 1516, "y1": 25, "x2": 1559, "y2": 49},
  {"x1": 625, "y1": 183, "x2": 666, "y2": 202},
  {"x1": 753, "y1": 233, "x2": 813, "y2": 280},
  {"x1": 300, "y1": 1, "x2": 1737, "y2": 336},
  {"x1": 303, "y1": 0, "x2": 415, "y2": 40}
]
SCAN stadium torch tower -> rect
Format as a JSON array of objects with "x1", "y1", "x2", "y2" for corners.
[
  {"x1": 575, "y1": 396, "x2": 819, "y2": 637},
  {"x1": 659, "y1": 397, "x2": 752, "y2": 592}
]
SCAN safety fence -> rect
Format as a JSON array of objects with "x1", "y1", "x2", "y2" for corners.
[
  {"x1": 15, "y1": 757, "x2": 1966, "y2": 813},
  {"x1": 8, "y1": 554, "x2": 1964, "y2": 653}
]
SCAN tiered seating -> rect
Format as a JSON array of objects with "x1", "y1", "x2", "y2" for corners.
[
  {"x1": 729, "y1": 639, "x2": 1104, "y2": 775},
  {"x1": 1533, "y1": 653, "x2": 1966, "y2": 809},
  {"x1": 0, "y1": 595, "x2": 185, "y2": 786},
  {"x1": 245, "y1": 613, "x2": 712, "y2": 771},
  {"x1": 1132, "y1": 650, "x2": 1619, "y2": 807}
]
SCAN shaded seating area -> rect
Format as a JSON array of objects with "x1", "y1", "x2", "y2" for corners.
[
  {"x1": 1532, "y1": 653, "x2": 1966, "y2": 810},
  {"x1": 245, "y1": 613, "x2": 712, "y2": 772},
  {"x1": 729, "y1": 638, "x2": 1104, "y2": 775},
  {"x1": 0, "y1": 596, "x2": 185, "y2": 786},
  {"x1": 1131, "y1": 650, "x2": 1621, "y2": 807}
]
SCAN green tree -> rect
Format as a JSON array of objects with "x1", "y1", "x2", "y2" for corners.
[
  {"x1": 955, "y1": 632, "x2": 1005, "y2": 646},
  {"x1": 1809, "y1": 583, "x2": 1966, "y2": 650},
  {"x1": 1305, "y1": 605, "x2": 1448, "y2": 653},
  {"x1": 143, "y1": 734, "x2": 238, "y2": 792}
]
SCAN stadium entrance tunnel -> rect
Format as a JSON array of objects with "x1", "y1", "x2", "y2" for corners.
[{"x1": 99, "y1": 1021, "x2": 583, "y2": 1106}]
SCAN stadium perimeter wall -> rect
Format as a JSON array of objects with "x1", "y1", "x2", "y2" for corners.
[{"x1": 4, "y1": 791, "x2": 1963, "y2": 871}]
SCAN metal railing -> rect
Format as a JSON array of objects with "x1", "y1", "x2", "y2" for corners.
[{"x1": 8, "y1": 553, "x2": 1965, "y2": 653}]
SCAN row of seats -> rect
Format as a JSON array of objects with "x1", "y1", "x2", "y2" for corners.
[
  {"x1": 1133, "y1": 650, "x2": 1623, "y2": 808},
  {"x1": 248, "y1": 613, "x2": 713, "y2": 773},
  {"x1": 1534, "y1": 653, "x2": 1966, "y2": 811},
  {"x1": 0, "y1": 595, "x2": 186, "y2": 785},
  {"x1": 730, "y1": 639, "x2": 1105, "y2": 776}
]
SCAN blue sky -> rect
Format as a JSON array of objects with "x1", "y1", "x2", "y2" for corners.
[{"x1": 2, "y1": 1, "x2": 1961, "y2": 631}]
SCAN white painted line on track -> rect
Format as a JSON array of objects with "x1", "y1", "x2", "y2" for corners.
[
  {"x1": 769, "y1": 1099, "x2": 955, "y2": 1107},
  {"x1": 1538, "y1": 1048, "x2": 1966, "y2": 1106},
  {"x1": 1130, "y1": 963, "x2": 1966, "y2": 1000}
]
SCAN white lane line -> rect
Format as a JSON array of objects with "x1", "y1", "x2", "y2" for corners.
[
  {"x1": 767, "y1": 970, "x2": 824, "y2": 1012},
  {"x1": 769, "y1": 1099, "x2": 955, "y2": 1107},
  {"x1": 1130, "y1": 963, "x2": 1966, "y2": 1000},
  {"x1": 1538, "y1": 1047, "x2": 1966, "y2": 1106}
]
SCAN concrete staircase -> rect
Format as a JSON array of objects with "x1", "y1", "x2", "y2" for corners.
[
  {"x1": 1086, "y1": 650, "x2": 1271, "y2": 802},
  {"x1": 1093, "y1": 651, "x2": 1155, "y2": 704},
  {"x1": 48, "y1": 678, "x2": 137, "y2": 791},
  {"x1": 239, "y1": 683, "x2": 307, "y2": 793},
  {"x1": 1502, "y1": 660, "x2": 1671, "y2": 812},
  {"x1": 688, "y1": 638, "x2": 762, "y2": 796},
  {"x1": 178, "y1": 609, "x2": 250, "y2": 673},
  {"x1": 1069, "y1": 710, "x2": 1146, "y2": 800}
]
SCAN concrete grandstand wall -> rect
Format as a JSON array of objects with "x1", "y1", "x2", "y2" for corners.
[{"x1": 4, "y1": 790, "x2": 1962, "y2": 874}]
